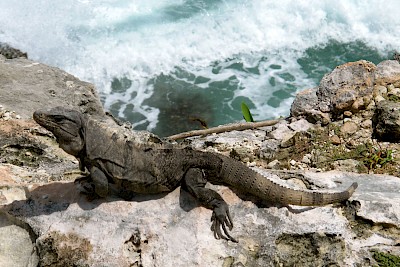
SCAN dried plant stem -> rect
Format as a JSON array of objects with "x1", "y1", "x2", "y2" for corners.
[{"x1": 167, "y1": 119, "x2": 281, "y2": 140}]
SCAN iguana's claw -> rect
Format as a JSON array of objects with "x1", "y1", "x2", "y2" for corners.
[
  {"x1": 74, "y1": 176, "x2": 95, "y2": 194},
  {"x1": 210, "y1": 204, "x2": 238, "y2": 243},
  {"x1": 74, "y1": 176, "x2": 100, "y2": 201}
]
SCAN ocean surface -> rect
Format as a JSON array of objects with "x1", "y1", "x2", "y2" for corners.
[{"x1": 1, "y1": 0, "x2": 399, "y2": 136}]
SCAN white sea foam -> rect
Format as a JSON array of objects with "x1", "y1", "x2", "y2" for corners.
[{"x1": 1, "y1": 0, "x2": 399, "y2": 130}]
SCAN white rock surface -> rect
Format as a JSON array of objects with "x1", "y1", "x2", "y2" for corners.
[{"x1": 2, "y1": 171, "x2": 399, "y2": 266}]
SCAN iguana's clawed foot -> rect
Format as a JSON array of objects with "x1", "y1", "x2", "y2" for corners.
[
  {"x1": 74, "y1": 176, "x2": 95, "y2": 194},
  {"x1": 210, "y1": 204, "x2": 238, "y2": 243},
  {"x1": 74, "y1": 176, "x2": 100, "y2": 201}
]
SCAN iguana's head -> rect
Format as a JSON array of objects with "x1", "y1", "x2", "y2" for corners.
[{"x1": 33, "y1": 107, "x2": 85, "y2": 156}]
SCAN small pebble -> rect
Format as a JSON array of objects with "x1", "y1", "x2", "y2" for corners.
[
  {"x1": 387, "y1": 84, "x2": 395, "y2": 92},
  {"x1": 360, "y1": 119, "x2": 372, "y2": 129},
  {"x1": 375, "y1": 95, "x2": 385, "y2": 103},
  {"x1": 343, "y1": 111, "x2": 352, "y2": 117},
  {"x1": 330, "y1": 135, "x2": 341, "y2": 145},
  {"x1": 301, "y1": 154, "x2": 312, "y2": 164},
  {"x1": 248, "y1": 162, "x2": 256, "y2": 167}
]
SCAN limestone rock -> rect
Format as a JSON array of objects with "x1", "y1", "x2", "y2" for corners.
[
  {"x1": 375, "y1": 60, "x2": 400, "y2": 85},
  {"x1": 290, "y1": 87, "x2": 319, "y2": 117},
  {"x1": 373, "y1": 85, "x2": 388, "y2": 98},
  {"x1": 0, "y1": 56, "x2": 104, "y2": 119},
  {"x1": 0, "y1": 43, "x2": 27, "y2": 59},
  {"x1": 291, "y1": 61, "x2": 377, "y2": 123},
  {"x1": 360, "y1": 119, "x2": 372, "y2": 129},
  {"x1": 0, "y1": 214, "x2": 38, "y2": 267},
  {"x1": 267, "y1": 159, "x2": 281, "y2": 169},
  {"x1": 331, "y1": 159, "x2": 360, "y2": 172},
  {"x1": 268, "y1": 123, "x2": 293, "y2": 140},
  {"x1": 1, "y1": 171, "x2": 399, "y2": 267},
  {"x1": 372, "y1": 100, "x2": 400, "y2": 142},
  {"x1": 280, "y1": 131, "x2": 296, "y2": 148},
  {"x1": 374, "y1": 94, "x2": 386, "y2": 103},
  {"x1": 288, "y1": 118, "x2": 314, "y2": 132},
  {"x1": 340, "y1": 121, "x2": 359, "y2": 137},
  {"x1": 259, "y1": 139, "x2": 280, "y2": 160},
  {"x1": 330, "y1": 135, "x2": 341, "y2": 145},
  {"x1": 318, "y1": 60, "x2": 376, "y2": 115}
]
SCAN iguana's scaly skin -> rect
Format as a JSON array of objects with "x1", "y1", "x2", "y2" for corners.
[{"x1": 33, "y1": 107, "x2": 358, "y2": 242}]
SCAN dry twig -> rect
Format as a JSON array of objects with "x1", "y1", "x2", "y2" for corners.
[{"x1": 167, "y1": 119, "x2": 281, "y2": 140}]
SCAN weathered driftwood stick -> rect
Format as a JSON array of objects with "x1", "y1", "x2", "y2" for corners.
[{"x1": 167, "y1": 119, "x2": 281, "y2": 140}]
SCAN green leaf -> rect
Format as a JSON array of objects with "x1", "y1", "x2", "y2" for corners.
[{"x1": 241, "y1": 102, "x2": 254, "y2": 122}]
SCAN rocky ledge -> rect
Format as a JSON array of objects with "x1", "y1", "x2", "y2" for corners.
[{"x1": 0, "y1": 53, "x2": 400, "y2": 267}]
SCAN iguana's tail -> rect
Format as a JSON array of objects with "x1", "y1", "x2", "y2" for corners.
[{"x1": 218, "y1": 156, "x2": 358, "y2": 206}]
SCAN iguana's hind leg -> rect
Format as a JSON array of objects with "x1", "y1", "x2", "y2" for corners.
[{"x1": 182, "y1": 168, "x2": 238, "y2": 243}]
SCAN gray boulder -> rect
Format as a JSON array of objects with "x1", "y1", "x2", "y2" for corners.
[
  {"x1": 0, "y1": 43, "x2": 28, "y2": 59},
  {"x1": 372, "y1": 100, "x2": 400, "y2": 142},
  {"x1": 291, "y1": 60, "x2": 377, "y2": 122},
  {"x1": 375, "y1": 60, "x2": 400, "y2": 85},
  {"x1": 318, "y1": 60, "x2": 375, "y2": 115},
  {"x1": 0, "y1": 55, "x2": 104, "y2": 118},
  {"x1": 290, "y1": 87, "x2": 319, "y2": 117}
]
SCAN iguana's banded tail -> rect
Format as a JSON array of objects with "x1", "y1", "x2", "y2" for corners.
[{"x1": 219, "y1": 156, "x2": 358, "y2": 206}]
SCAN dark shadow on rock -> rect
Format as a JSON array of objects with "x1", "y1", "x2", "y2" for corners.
[
  {"x1": 2, "y1": 181, "x2": 171, "y2": 219},
  {"x1": 2, "y1": 177, "x2": 319, "y2": 220},
  {"x1": 4, "y1": 182, "x2": 79, "y2": 218},
  {"x1": 285, "y1": 206, "x2": 315, "y2": 213}
]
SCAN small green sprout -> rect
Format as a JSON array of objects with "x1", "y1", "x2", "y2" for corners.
[{"x1": 241, "y1": 102, "x2": 254, "y2": 122}]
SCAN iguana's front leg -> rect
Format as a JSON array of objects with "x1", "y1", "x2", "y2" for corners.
[
  {"x1": 74, "y1": 175, "x2": 95, "y2": 195},
  {"x1": 90, "y1": 166, "x2": 109, "y2": 197},
  {"x1": 74, "y1": 166, "x2": 109, "y2": 198},
  {"x1": 183, "y1": 168, "x2": 237, "y2": 243}
]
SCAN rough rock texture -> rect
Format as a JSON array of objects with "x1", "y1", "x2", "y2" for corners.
[
  {"x1": 0, "y1": 212, "x2": 38, "y2": 267},
  {"x1": 0, "y1": 42, "x2": 28, "y2": 59},
  {"x1": 375, "y1": 60, "x2": 400, "y2": 85},
  {"x1": 0, "y1": 54, "x2": 104, "y2": 119},
  {"x1": 1, "y1": 169, "x2": 400, "y2": 267},
  {"x1": 318, "y1": 60, "x2": 375, "y2": 114},
  {"x1": 373, "y1": 100, "x2": 400, "y2": 142},
  {"x1": 290, "y1": 88, "x2": 319, "y2": 117},
  {"x1": 1, "y1": 54, "x2": 400, "y2": 266},
  {"x1": 291, "y1": 60, "x2": 400, "y2": 123}
]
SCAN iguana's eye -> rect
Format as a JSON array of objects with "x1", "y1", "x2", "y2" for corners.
[{"x1": 52, "y1": 115, "x2": 68, "y2": 121}]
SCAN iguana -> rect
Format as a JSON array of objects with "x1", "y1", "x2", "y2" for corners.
[{"x1": 33, "y1": 106, "x2": 358, "y2": 242}]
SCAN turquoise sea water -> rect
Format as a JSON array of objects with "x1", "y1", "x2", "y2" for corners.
[{"x1": 0, "y1": 1, "x2": 399, "y2": 136}]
